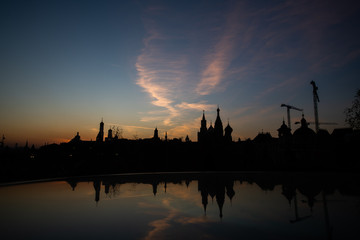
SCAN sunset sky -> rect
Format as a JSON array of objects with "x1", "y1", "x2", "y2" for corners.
[{"x1": 1, "y1": 0, "x2": 360, "y2": 146}]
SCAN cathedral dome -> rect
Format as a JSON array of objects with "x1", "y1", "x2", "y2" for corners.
[
  {"x1": 225, "y1": 122, "x2": 233, "y2": 132},
  {"x1": 293, "y1": 115, "x2": 316, "y2": 145},
  {"x1": 293, "y1": 116, "x2": 315, "y2": 137}
]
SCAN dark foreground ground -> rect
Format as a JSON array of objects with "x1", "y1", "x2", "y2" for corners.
[{"x1": 1, "y1": 138, "x2": 359, "y2": 183}]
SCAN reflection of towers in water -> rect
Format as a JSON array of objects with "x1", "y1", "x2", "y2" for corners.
[
  {"x1": 282, "y1": 184, "x2": 312, "y2": 223},
  {"x1": 67, "y1": 180, "x2": 78, "y2": 191},
  {"x1": 152, "y1": 182, "x2": 158, "y2": 196},
  {"x1": 215, "y1": 184, "x2": 225, "y2": 219},
  {"x1": 225, "y1": 181, "x2": 235, "y2": 204},
  {"x1": 198, "y1": 177, "x2": 235, "y2": 218},
  {"x1": 297, "y1": 182, "x2": 322, "y2": 212},
  {"x1": 93, "y1": 180, "x2": 101, "y2": 205},
  {"x1": 199, "y1": 181, "x2": 209, "y2": 215},
  {"x1": 282, "y1": 184, "x2": 296, "y2": 206}
]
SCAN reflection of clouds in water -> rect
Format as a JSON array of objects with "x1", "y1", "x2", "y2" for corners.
[
  {"x1": 141, "y1": 196, "x2": 178, "y2": 240},
  {"x1": 161, "y1": 198, "x2": 172, "y2": 208},
  {"x1": 176, "y1": 215, "x2": 214, "y2": 225},
  {"x1": 142, "y1": 211, "x2": 216, "y2": 240},
  {"x1": 165, "y1": 183, "x2": 203, "y2": 208},
  {"x1": 143, "y1": 210, "x2": 178, "y2": 240},
  {"x1": 104, "y1": 193, "x2": 152, "y2": 200},
  {"x1": 138, "y1": 201, "x2": 162, "y2": 209},
  {"x1": 141, "y1": 185, "x2": 215, "y2": 240},
  {"x1": 103, "y1": 183, "x2": 154, "y2": 200}
]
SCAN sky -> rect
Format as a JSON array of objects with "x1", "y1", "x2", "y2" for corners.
[{"x1": 1, "y1": 0, "x2": 360, "y2": 146}]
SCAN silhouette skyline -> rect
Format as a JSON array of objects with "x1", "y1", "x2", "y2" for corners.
[
  {"x1": 1, "y1": 1, "x2": 360, "y2": 146},
  {"x1": 0, "y1": 101, "x2": 359, "y2": 183}
]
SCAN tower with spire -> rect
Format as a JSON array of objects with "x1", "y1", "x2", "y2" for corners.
[
  {"x1": 96, "y1": 119, "x2": 104, "y2": 142},
  {"x1": 105, "y1": 127, "x2": 113, "y2": 142},
  {"x1": 214, "y1": 106, "x2": 224, "y2": 142},
  {"x1": 293, "y1": 113, "x2": 316, "y2": 146},
  {"x1": 198, "y1": 110, "x2": 208, "y2": 142},
  {"x1": 198, "y1": 106, "x2": 231, "y2": 144},
  {"x1": 153, "y1": 127, "x2": 159, "y2": 141}
]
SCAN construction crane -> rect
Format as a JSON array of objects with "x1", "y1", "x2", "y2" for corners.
[
  {"x1": 310, "y1": 80, "x2": 320, "y2": 133},
  {"x1": 281, "y1": 104, "x2": 303, "y2": 131}
]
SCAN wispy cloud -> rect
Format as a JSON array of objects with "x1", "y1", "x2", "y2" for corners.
[
  {"x1": 175, "y1": 101, "x2": 216, "y2": 111},
  {"x1": 134, "y1": 0, "x2": 359, "y2": 139},
  {"x1": 135, "y1": 7, "x2": 218, "y2": 129},
  {"x1": 135, "y1": 26, "x2": 186, "y2": 125},
  {"x1": 196, "y1": 4, "x2": 242, "y2": 95},
  {"x1": 167, "y1": 117, "x2": 200, "y2": 140}
]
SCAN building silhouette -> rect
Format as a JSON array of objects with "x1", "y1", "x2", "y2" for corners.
[
  {"x1": 277, "y1": 120, "x2": 291, "y2": 138},
  {"x1": 96, "y1": 119, "x2": 104, "y2": 142},
  {"x1": 293, "y1": 114, "x2": 316, "y2": 146},
  {"x1": 198, "y1": 110, "x2": 208, "y2": 142},
  {"x1": 105, "y1": 128, "x2": 113, "y2": 142},
  {"x1": 70, "y1": 132, "x2": 81, "y2": 143},
  {"x1": 214, "y1": 107, "x2": 224, "y2": 142},
  {"x1": 277, "y1": 120, "x2": 292, "y2": 148},
  {"x1": 197, "y1": 106, "x2": 232, "y2": 144},
  {"x1": 224, "y1": 121, "x2": 233, "y2": 143},
  {"x1": 153, "y1": 127, "x2": 159, "y2": 141}
]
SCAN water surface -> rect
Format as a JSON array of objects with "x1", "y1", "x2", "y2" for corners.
[{"x1": 0, "y1": 172, "x2": 359, "y2": 239}]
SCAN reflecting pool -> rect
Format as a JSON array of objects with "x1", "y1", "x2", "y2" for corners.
[{"x1": 0, "y1": 172, "x2": 359, "y2": 239}]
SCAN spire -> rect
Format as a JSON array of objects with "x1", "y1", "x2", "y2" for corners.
[
  {"x1": 300, "y1": 113, "x2": 308, "y2": 128},
  {"x1": 201, "y1": 110, "x2": 207, "y2": 130},
  {"x1": 93, "y1": 180, "x2": 101, "y2": 206},
  {"x1": 153, "y1": 127, "x2": 159, "y2": 140},
  {"x1": 96, "y1": 119, "x2": 104, "y2": 142},
  {"x1": 198, "y1": 110, "x2": 208, "y2": 142},
  {"x1": 152, "y1": 182, "x2": 157, "y2": 196},
  {"x1": 214, "y1": 105, "x2": 223, "y2": 139}
]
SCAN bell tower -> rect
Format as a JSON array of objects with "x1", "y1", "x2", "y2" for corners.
[{"x1": 96, "y1": 119, "x2": 104, "y2": 142}]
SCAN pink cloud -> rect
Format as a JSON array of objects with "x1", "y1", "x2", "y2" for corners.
[
  {"x1": 196, "y1": 5, "x2": 242, "y2": 95},
  {"x1": 175, "y1": 101, "x2": 216, "y2": 111},
  {"x1": 135, "y1": 27, "x2": 186, "y2": 125}
]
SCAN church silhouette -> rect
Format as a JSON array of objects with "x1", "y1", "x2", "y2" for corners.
[{"x1": 198, "y1": 107, "x2": 233, "y2": 144}]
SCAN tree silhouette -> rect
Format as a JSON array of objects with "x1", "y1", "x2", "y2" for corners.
[
  {"x1": 111, "y1": 126, "x2": 123, "y2": 139},
  {"x1": 345, "y1": 89, "x2": 360, "y2": 129}
]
